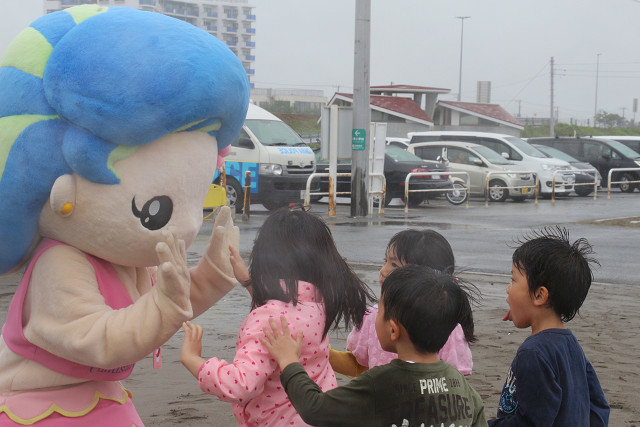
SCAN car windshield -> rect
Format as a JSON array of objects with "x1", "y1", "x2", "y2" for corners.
[
  {"x1": 504, "y1": 137, "x2": 546, "y2": 158},
  {"x1": 472, "y1": 145, "x2": 510, "y2": 164},
  {"x1": 244, "y1": 119, "x2": 306, "y2": 147},
  {"x1": 600, "y1": 138, "x2": 640, "y2": 158},
  {"x1": 534, "y1": 145, "x2": 579, "y2": 162},
  {"x1": 386, "y1": 145, "x2": 423, "y2": 162}
]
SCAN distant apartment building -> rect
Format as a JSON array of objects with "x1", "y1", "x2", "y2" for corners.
[{"x1": 43, "y1": 0, "x2": 256, "y2": 87}]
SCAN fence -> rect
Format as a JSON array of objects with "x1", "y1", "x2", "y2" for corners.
[
  {"x1": 484, "y1": 170, "x2": 538, "y2": 206},
  {"x1": 606, "y1": 167, "x2": 640, "y2": 198},
  {"x1": 303, "y1": 172, "x2": 386, "y2": 216},
  {"x1": 403, "y1": 171, "x2": 470, "y2": 213},
  {"x1": 550, "y1": 169, "x2": 598, "y2": 203}
]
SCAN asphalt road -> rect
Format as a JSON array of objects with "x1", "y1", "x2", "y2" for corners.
[{"x1": 200, "y1": 190, "x2": 639, "y2": 286}]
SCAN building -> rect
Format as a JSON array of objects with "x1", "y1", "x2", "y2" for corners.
[
  {"x1": 328, "y1": 92, "x2": 435, "y2": 138},
  {"x1": 328, "y1": 85, "x2": 523, "y2": 137},
  {"x1": 251, "y1": 88, "x2": 326, "y2": 114},
  {"x1": 434, "y1": 100, "x2": 523, "y2": 136},
  {"x1": 476, "y1": 81, "x2": 491, "y2": 103},
  {"x1": 43, "y1": 0, "x2": 256, "y2": 88}
]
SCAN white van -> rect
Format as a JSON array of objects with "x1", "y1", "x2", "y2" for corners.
[
  {"x1": 407, "y1": 131, "x2": 575, "y2": 196},
  {"x1": 215, "y1": 104, "x2": 317, "y2": 211}
]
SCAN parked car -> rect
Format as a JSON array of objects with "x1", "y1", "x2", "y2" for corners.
[
  {"x1": 407, "y1": 131, "x2": 575, "y2": 197},
  {"x1": 407, "y1": 141, "x2": 534, "y2": 202},
  {"x1": 527, "y1": 136, "x2": 640, "y2": 192},
  {"x1": 385, "y1": 137, "x2": 410, "y2": 149},
  {"x1": 599, "y1": 136, "x2": 640, "y2": 153},
  {"x1": 313, "y1": 145, "x2": 453, "y2": 206},
  {"x1": 531, "y1": 144, "x2": 601, "y2": 197}
]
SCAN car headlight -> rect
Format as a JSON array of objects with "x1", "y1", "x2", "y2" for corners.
[
  {"x1": 541, "y1": 164, "x2": 557, "y2": 171},
  {"x1": 259, "y1": 163, "x2": 283, "y2": 176},
  {"x1": 506, "y1": 173, "x2": 517, "y2": 178},
  {"x1": 635, "y1": 160, "x2": 640, "y2": 167}
]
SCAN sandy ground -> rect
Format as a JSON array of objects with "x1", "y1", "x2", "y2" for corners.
[{"x1": 1, "y1": 259, "x2": 638, "y2": 426}]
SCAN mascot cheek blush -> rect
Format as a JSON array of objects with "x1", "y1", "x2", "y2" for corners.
[{"x1": 0, "y1": 5, "x2": 249, "y2": 425}]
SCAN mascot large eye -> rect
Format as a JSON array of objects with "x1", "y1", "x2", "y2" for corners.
[{"x1": 131, "y1": 196, "x2": 173, "y2": 230}]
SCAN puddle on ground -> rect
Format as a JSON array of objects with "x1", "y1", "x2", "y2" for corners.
[{"x1": 330, "y1": 220, "x2": 454, "y2": 229}]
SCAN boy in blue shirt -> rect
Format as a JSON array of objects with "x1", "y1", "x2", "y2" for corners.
[{"x1": 489, "y1": 227, "x2": 610, "y2": 426}]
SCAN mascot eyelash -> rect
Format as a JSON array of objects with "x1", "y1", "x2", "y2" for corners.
[{"x1": 0, "y1": 5, "x2": 250, "y2": 274}]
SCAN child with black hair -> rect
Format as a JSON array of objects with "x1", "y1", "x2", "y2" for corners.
[
  {"x1": 489, "y1": 227, "x2": 610, "y2": 426},
  {"x1": 261, "y1": 265, "x2": 487, "y2": 427},
  {"x1": 180, "y1": 207, "x2": 375, "y2": 426},
  {"x1": 331, "y1": 229, "x2": 475, "y2": 377}
]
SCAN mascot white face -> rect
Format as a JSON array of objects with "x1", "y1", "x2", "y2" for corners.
[{"x1": 39, "y1": 132, "x2": 217, "y2": 267}]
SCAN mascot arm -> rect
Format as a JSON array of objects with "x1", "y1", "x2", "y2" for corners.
[
  {"x1": 189, "y1": 206, "x2": 240, "y2": 317},
  {"x1": 23, "y1": 244, "x2": 191, "y2": 368}
]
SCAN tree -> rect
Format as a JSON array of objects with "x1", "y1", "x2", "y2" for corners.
[{"x1": 594, "y1": 110, "x2": 627, "y2": 128}]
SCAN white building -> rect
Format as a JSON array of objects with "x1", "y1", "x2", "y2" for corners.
[{"x1": 44, "y1": 0, "x2": 256, "y2": 88}]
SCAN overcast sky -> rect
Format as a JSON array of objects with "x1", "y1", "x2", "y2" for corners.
[{"x1": 3, "y1": 0, "x2": 640, "y2": 124}]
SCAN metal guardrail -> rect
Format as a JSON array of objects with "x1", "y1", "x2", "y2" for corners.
[
  {"x1": 303, "y1": 172, "x2": 386, "y2": 216},
  {"x1": 484, "y1": 170, "x2": 538, "y2": 207},
  {"x1": 551, "y1": 169, "x2": 597, "y2": 204},
  {"x1": 606, "y1": 167, "x2": 640, "y2": 199},
  {"x1": 369, "y1": 173, "x2": 386, "y2": 215},
  {"x1": 403, "y1": 171, "x2": 470, "y2": 213}
]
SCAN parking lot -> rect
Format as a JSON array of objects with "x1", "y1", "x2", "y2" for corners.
[{"x1": 229, "y1": 188, "x2": 639, "y2": 285}]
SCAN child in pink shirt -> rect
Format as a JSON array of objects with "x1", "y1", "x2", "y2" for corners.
[
  {"x1": 180, "y1": 207, "x2": 375, "y2": 426},
  {"x1": 331, "y1": 229, "x2": 477, "y2": 377}
]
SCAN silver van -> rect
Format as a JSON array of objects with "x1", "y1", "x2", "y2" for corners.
[{"x1": 408, "y1": 141, "x2": 534, "y2": 202}]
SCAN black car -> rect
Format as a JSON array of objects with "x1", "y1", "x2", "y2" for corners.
[
  {"x1": 528, "y1": 136, "x2": 640, "y2": 192},
  {"x1": 532, "y1": 144, "x2": 601, "y2": 197},
  {"x1": 313, "y1": 145, "x2": 452, "y2": 206}
]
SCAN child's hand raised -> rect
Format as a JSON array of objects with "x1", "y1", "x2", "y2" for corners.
[
  {"x1": 180, "y1": 321, "x2": 206, "y2": 379},
  {"x1": 261, "y1": 315, "x2": 303, "y2": 371}
]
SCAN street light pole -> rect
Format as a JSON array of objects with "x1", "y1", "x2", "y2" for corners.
[
  {"x1": 456, "y1": 16, "x2": 470, "y2": 102},
  {"x1": 594, "y1": 53, "x2": 601, "y2": 127}
]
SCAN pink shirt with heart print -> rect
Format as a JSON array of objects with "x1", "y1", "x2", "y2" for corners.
[{"x1": 197, "y1": 281, "x2": 335, "y2": 426}]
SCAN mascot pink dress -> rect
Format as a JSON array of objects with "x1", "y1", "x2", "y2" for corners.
[{"x1": 0, "y1": 5, "x2": 249, "y2": 425}]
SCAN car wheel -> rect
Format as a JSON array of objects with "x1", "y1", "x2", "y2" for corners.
[
  {"x1": 261, "y1": 199, "x2": 292, "y2": 211},
  {"x1": 214, "y1": 177, "x2": 244, "y2": 213},
  {"x1": 401, "y1": 195, "x2": 425, "y2": 208},
  {"x1": 537, "y1": 181, "x2": 552, "y2": 199},
  {"x1": 488, "y1": 180, "x2": 508, "y2": 202},
  {"x1": 618, "y1": 173, "x2": 635, "y2": 193},
  {"x1": 574, "y1": 186, "x2": 593, "y2": 197},
  {"x1": 445, "y1": 182, "x2": 468, "y2": 205}
]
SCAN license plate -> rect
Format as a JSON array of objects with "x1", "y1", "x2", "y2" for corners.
[
  {"x1": 521, "y1": 187, "x2": 529, "y2": 194},
  {"x1": 431, "y1": 174, "x2": 440, "y2": 179}
]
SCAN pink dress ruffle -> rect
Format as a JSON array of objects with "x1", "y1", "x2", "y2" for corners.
[
  {"x1": 0, "y1": 381, "x2": 143, "y2": 426},
  {"x1": 346, "y1": 304, "x2": 473, "y2": 375}
]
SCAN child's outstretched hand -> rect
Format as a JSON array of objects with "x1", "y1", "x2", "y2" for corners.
[
  {"x1": 180, "y1": 321, "x2": 206, "y2": 379},
  {"x1": 261, "y1": 315, "x2": 303, "y2": 371}
]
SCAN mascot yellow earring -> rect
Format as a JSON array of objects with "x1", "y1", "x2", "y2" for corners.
[{"x1": 50, "y1": 174, "x2": 76, "y2": 217}]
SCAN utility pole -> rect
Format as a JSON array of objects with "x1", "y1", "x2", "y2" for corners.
[
  {"x1": 549, "y1": 56, "x2": 554, "y2": 136},
  {"x1": 456, "y1": 16, "x2": 470, "y2": 102},
  {"x1": 351, "y1": 0, "x2": 371, "y2": 217},
  {"x1": 594, "y1": 53, "x2": 601, "y2": 127}
]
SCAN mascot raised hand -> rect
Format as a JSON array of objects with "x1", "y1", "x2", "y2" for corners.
[{"x1": 0, "y1": 5, "x2": 249, "y2": 425}]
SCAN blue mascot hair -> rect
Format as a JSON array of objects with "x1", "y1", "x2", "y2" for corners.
[{"x1": 0, "y1": 5, "x2": 250, "y2": 274}]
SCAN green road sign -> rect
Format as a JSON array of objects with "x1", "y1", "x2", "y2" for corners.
[{"x1": 352, "y1": 128, "x2": 366, "y2": 151}]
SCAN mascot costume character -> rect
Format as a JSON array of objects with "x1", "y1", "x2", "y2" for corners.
[{"x1": 0, "y1": 5, "x2": 249, "y2": 425}]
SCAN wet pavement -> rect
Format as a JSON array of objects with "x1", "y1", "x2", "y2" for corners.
[{"x1": 199, "y1": 190, "x2": 640, "y2": 286}]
